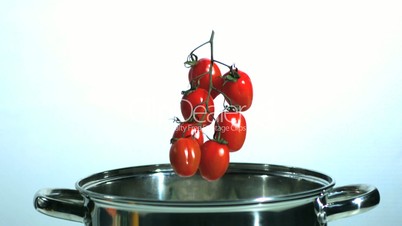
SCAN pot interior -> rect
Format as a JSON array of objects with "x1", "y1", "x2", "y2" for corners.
[{"x1": 77, "y1": 163, "x2": 334, "y2": 205}]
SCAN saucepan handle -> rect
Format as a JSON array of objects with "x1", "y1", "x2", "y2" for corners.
[
  {"x1": 315, "y1": 184, "x2": 380, "y2": 224},
  {"x1": 34, "y1": 188, "x2": 87, "y2": 223}
]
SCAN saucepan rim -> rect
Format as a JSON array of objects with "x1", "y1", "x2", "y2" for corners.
[{"x1": 75, "y1": 162, "x2": 336, "y2": 208}]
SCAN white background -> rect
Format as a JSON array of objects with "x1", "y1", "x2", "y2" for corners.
[{"x1": 1, "y1": 0, "x2": 401, "y2": 225}]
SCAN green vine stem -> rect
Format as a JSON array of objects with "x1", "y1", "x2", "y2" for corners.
[
  {"x1": 205, "y1": 30, "x2": 215, "y2": 113},
  {"x1": 183, "y1": 30, "x2": 236, "y2": 144}
]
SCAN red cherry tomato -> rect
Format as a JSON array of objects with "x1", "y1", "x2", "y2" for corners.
[
  {"x1": 172, "y1": 122, "x2": 204, "y2": 146},
  {"x1": 199, "y1": 140, "x2": 230, "y2": 181},
  {"x1": 214, "y1": 111, "x2": 247, "y2": 152},
  {"x1": 219, "y1": 69, "x2": 253, "y2": 111},
  {"x1": 188, "y1": 58, "x2": 222, "y2": 98},
  {"x1": 169, "y1": 137, "x2": 201, "y2": 177},
  {"x1": 181, "y1": 88, "x2": 215, "y2": 126},
  {"x1": 105, "y1": 208, "x2": 117, "y2": 217}
]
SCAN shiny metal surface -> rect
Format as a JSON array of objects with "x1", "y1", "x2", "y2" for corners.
[
  {"x1": 77, "y1": 163, "x2": 334, "y2": 206},
  {"x1": 315, "y1": 184, "x2": 381, "y2": 224},
  {"x1": 34, "y1": 188, "x2": 87, "y2": 223},
  {"x1": 34, "y1": 163, "x2": 380, "y2": 226}
]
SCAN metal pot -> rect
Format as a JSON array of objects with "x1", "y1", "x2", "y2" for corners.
[{"x1": 34, "y1": 163, "x2": 380, "y2": 226}]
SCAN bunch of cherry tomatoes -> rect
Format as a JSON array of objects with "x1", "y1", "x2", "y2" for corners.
[{"x1": 169, "y1": 32, "x2": 253, "y2": 181}]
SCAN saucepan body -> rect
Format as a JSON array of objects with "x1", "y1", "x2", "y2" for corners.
[{"x1": 34, "y1": 163, "x2": 380, "y2": 226}]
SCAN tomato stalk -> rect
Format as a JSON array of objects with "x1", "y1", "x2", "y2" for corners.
[
  {"x1": 206, "y1": 32, "x2": 230, "y2": 145},
  {"x1": 205, "y1": 30, "x2": 215, "y2": 114},
  {"x1": 183, "y1": 31, "x2": 237, "y2": 142},
  {"x1": 184, "y1": 32, "x2": 212, "y2": 67},
  {"x1": 212, "y1": 120, "x2": 229, "y2": 145},
  {"x1": 183, "y1": 31, "x2": 216, "y2": 128}
]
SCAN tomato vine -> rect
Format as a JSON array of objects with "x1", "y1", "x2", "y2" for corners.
[{"x1": 170, "y1": 31, "x2": 253, "y2": 181}]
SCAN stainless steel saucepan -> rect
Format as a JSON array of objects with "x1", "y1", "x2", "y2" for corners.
[{"x1": 34, "y1": 163, "x2": 380, "y2": 226}]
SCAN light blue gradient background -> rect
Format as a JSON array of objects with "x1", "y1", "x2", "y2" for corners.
[{"x1": 1, "y1": 1, "x2": 401, "y2": 225}]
